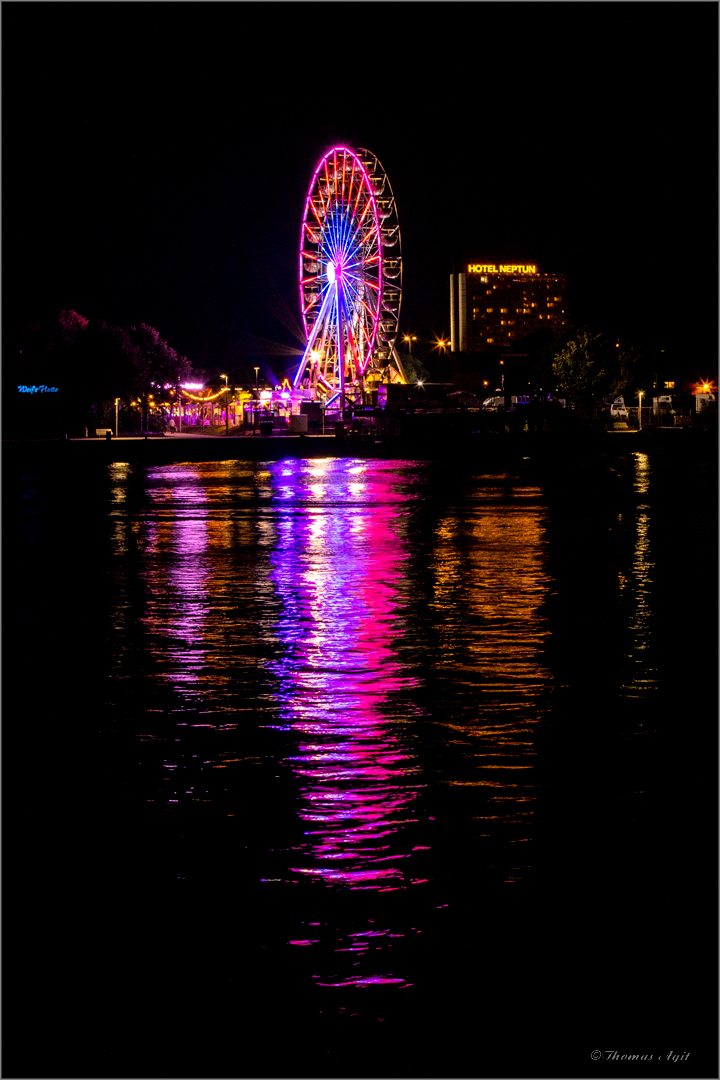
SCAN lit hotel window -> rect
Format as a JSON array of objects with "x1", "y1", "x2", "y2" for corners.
[
  {"x1": 487, "y1": 307, "x2": 493, "y2": 313},
  {"x1": 487, "y1": 338, "x2": 494, "y2": 343},
  {"x1": 664, "y1": 381, "x2": 675, "y2": 389},
  {"x1": 500, "y1": 308, "x2": 508, "y2": 313}
]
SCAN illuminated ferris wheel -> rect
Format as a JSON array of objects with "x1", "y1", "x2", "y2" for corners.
[{"x1": 293, "y1": 146, "x2": 403, "y2": 403}]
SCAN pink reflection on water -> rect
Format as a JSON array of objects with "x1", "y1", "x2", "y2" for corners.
[
  {"x1": 313, "y1": 975, "x2": 412, "y2": 988},
  {"x1": 141, "y1": 471, "x2": 211, "y2": 688},
  {"x1": 268, "y1": 460, "x2": 423, "y2": 889}
]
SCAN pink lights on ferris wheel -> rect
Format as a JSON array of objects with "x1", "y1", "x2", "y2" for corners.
[{"x1": 294, "y1": 146, "x2": 401, "y2": 397}]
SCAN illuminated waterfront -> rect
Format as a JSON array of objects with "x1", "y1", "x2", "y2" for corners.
[{"x1": 4, "y1": 449, "x2": 716, "y2": 1078}]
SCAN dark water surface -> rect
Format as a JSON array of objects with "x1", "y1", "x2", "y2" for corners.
[{"x1": 4, "y1": 451, "x2": 717, "y2": 1078}]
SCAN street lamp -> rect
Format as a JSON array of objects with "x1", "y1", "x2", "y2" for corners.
[
  {"x1": 403, "y1": 334, "x2": 417, "y2": 354},
  {"x1": 221, "y1": 374, "x2": 229, "y2": 436},
  {"x1": 638, "y1": 390, "x2": 644, "y2": 429},
  {"x1": 254, "y1": 367, "x2": 260, "y2": 432},
  {"x1": 115, "y1": 398, "x2": 120, "y2": 438}
]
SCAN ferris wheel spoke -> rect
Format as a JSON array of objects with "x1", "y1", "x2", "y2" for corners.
[
  {"x1": 354, "y1": 196, "x2": 374, "y2": 238},
  {"x1": 348, "y1": 317, "x2": 372, "y2": 370},
  {"x1": 340, "y1": 269, "x2": 365, "y2": 301},
  {"x1": 303, "y1": 222, "x2": 321, "y2": 246},
  {"x1": 337, "y1": 213, "x2": 351, "y2": 259},
  {"x1": 343, "y1": 320, "x2": 360, "y2": 376},
  {"x1": 323, "y1": 216, "x2": 336, "y2": 258},
  {"x1": 344, "y1": 250, "x2": 379, "y2": 280},
  {"x1": 356, "y1": 296, "x2": 379, "y2": 332},
  {"x1": 317, "y1": 307, "x2": 334, "y2": 371},
  {"x1": 348, "y1": 219, "x2": 380, "y2": 260},
  {"x1": 302, "y1": 276, "x2": 331, "y2": 318},
  {"x1": 346, "y1": 298, "x2": 375, "y2": 353},
  {"x1": 348, "y1": 191, "x2": 378, "y2": 238},
  {"x1": 348, "y1": 241, "x2": 379, "y2": 279},
  {"x1": 321, "y1": 159, "x2": 334, "y2": 208},
  {"x1": 339, "y1": 282, "x2": 373, "y2": 374},
  {"x1": 340, "y1": 210, "x2": 355, "y2": 254},
  {"x1": 309, "y1": 199, "x2": 324, "y2": 229},
  {"x1": 317, "y1": 235, "x2": 333, "y2": 262},
  {"x1": 343, "y1": 274, "x2": 380, "y2": 332},
  {"x1": 294, "y1": 284, "x2": 335, "y2": 386},
  {"x1": 340, "y1": 151, "x2": 349, "y2": 215},
  {"x1": 345, "y1": 258, "x2": 379, "y2": 283},
  {"x1": 351, "y1": 175, "x2": 367, "y2": 223},
  {"x1": 328, "y1": 212, "x2": 347, "y2": 264},
  {"x1": 343, "y1": 236, "x2": 372, "y2": 267},
  {"x1": 334, "y1": 210, "x2": 353, "y2": 262},
  {"x1": 346, "y1": 158, "x2": 357, "y2": 212}
]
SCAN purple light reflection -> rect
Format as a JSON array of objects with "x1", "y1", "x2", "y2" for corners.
[
  {"x1": 267, "y1": 459, "x2": 424, "y2": 890},
  {"x1": 313, "y1": 975, "x2": 412, "y2": 988},
  {"x1": 141, "y1": 469, "x2": 211, "y2": 689}
]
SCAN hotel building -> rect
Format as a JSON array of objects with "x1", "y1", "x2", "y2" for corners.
[{"x1": 450, "y1": 263, "x2": 567, "y2": 352}]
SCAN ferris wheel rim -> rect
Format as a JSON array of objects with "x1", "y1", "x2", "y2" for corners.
[{"x1": 294, "y1": 146, "x2": 385, "y2": 393}]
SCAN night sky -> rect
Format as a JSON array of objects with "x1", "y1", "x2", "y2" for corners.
[{"x1": 4, "y1": 3, "x2": 717, "y2": 384}]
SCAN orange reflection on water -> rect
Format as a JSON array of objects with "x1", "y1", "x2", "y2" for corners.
[
  {"x1": 620, "y1": 452, "x2": 658, "y2": 699},
  {"x1": 428, "y1": 483, "x2": 551, "y2": 879}
]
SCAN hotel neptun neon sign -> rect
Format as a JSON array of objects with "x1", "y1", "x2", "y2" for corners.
[{"x1": 468, "y1": 264, "x2": 538, "y2": 274}]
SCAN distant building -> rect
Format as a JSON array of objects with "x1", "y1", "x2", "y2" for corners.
[{"x1": 450, "y1": 263, "x2": 568, "y2": 352}]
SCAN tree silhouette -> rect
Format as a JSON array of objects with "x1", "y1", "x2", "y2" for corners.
[
  {"x1": 552, "y1": 329, "x2": 638, "y2": 413},
  {"x1": 126, "y1": 323, "x2": 191, "y2": 430},
  {"x1": 8, "y1": 310, "x2": 192, "y2": 435}
]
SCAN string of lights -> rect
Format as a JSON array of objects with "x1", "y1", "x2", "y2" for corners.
[
  {"x1": 180, "y1": 387, "x2": 232, "y2": 402},
  {"x1": 128, "y1": 388, "x2": 255, "y2": 409}
]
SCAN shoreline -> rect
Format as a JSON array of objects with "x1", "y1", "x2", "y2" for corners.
[{"x1": 3, "y1": 425, "x2": 716, "y2": 468}]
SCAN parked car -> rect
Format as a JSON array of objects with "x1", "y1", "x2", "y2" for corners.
[{"x1": 652, "y1": 395, "x2": 676, "y2": 420}]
